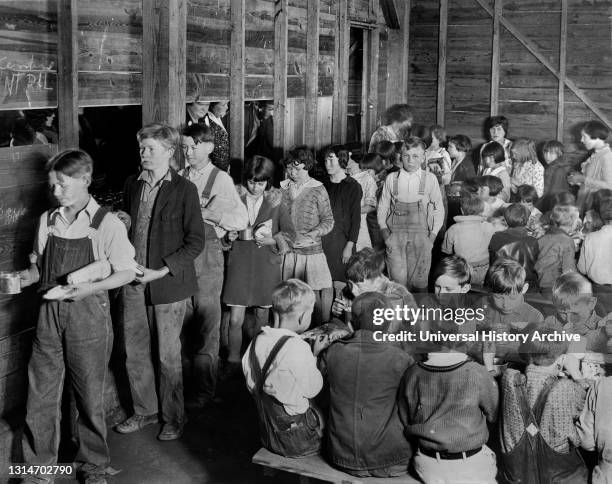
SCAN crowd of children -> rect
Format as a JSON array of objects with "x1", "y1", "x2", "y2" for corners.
[{"x1": 15, "y1": 107, "x2": 612, "y2": 483}]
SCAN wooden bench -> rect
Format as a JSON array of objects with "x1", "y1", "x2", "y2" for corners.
[{"x1": 252, "y1": 448, "x2": 419, "y2": 484}]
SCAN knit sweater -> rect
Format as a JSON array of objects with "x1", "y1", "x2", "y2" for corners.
[
  {"x1": 399, "y1": 358, "x2": 498, "y2": 453},
  {"x1": 278, "y1": 178, "x2": 334, "y2": 255}
]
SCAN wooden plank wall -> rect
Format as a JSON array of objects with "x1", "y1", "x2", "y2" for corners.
[
  {"x1": 0, "y1": 144, "x2": 57, "y2": 417},
  {"x1": 409, "y1": 0, "x2": 612, "y2": 156}
]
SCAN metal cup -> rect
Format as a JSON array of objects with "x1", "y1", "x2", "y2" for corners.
[
  {"x1": 0, "y1": 271, "x2": 21, "y2": 294},
  {"x1": 239, "y1": 227, "x2": 253, "y2": 240}
]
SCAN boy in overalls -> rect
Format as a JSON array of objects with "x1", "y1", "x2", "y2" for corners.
[
  {"x1": 377, "y1": 137, "x2": 444, "y2": 291},
  {"x1": 19, "y1": 149, "x2": 136, "y2": 484},
  {"x1": 179, "y1": 123, "x2": 247, "y2": 408}
]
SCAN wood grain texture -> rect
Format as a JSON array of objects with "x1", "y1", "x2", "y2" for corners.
[
  {"x1": 437, "y1": 0, "x2": 448, "y2": 125},
  {"x1": 57, "y1": 0, "x2": 78, "y2": 149},
  {"x1": 142, "y1": 0, "x2": 187, "y2": 127},
  {"x1": 274, "y1": 0, "x2": 288, "y2": 155},
  {"x1": 332, "y1": 0, "x2": 349, "y2": 143},
  {"x1": 304, "y1": 0, "x2": 319, "y2": 148},
  {"x1": 230, "y1": 0, "x2": 245, "y2": 160},
  {"x1": 490, "y1": 0, "x2": 501, "y2": 116}
]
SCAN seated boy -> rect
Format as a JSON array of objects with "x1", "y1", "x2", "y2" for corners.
[
  {"x1": 578, "y1": 198, "x2": 612, "y2": 312},
  {"x1": 577, "y1": 376, "x2": 612, "y2": 483},
  {"x1": 399, "y1": 324, "x2": 499, "y2": 483},
  {"x1": 477, "y1": 175, "x2": 508, "y2": 218},
  {"x1": 242, "y1": 279, "x2": 324, "y2": 457},
  {"x1": 489, "y1": 203, "x2": 539, "y2": 289},
  {"x1": 479, "y1": 258, "x2": 544, "y2": 364},
  {"x1": 331, "y1": 248, "x2": 417, "y2": 333},
  {"x1": 323, "y1": 292, "x2": 413, "y2": 477},
  {"x1": 442, "y1": 195, "x2": 497, "y2": 285},
  {"x1": 543, "y1": 272, "x2": 607, "y2": 353},
  {"x1": 535, "y1": 205, "x2": 579, "y2": 292},
  {"x1": 516, "y1": 184, "x2": 544, "y2": 238}
]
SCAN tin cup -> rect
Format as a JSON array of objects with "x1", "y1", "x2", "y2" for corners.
[
  {"x1": 239, "y1": 227, "x2": 254, "y2": 240},
  {"x1": 0, "y1": 271, "x2": 21, "y2": 294}
]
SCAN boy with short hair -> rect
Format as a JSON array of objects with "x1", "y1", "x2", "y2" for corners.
[
  {"x1": 399, "y1": 324, "x2": 499, "y2": 483},
  {"x1": 489, "y1": 203, "x2": 539, "y2": 289},
  {"x1": 19, "y1": 149, "x2": 137, "y2": 484},
  {"x1": 442, "y1": 195, "x2": 496, "y2": 284},
  {"x1": 323, "y1": 292, "x2": 413, "y2": 477},
  {"x1": 117, "y1": 123, "x2": 205, "y2": 441},
  {"x1": 242, "y1": 279, "x2": 323, "y2": 457},
  {"x1": 517, "y1": 184, "x2": 544, "y2": 238},
  {"x1": 543, "y1": 272, "x2": 607, "y2": 353},
  {"x1": 479, "y1": 258, "x2": 544, "y2": 364},
  {"x1": 476, "y1": 175, "x2": 507, "y2": 218},
  {"x1": 535, "y1": 205, "x2": 579, "y2": 291},
  {"x1": 377, "y1": 136, "x2": 445, "y2": 291}
]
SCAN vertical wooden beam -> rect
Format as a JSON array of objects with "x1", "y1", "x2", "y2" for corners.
[
  {"x1": 368, "y1": 27, "x2": 380, "y2": 143},
  {"x1": 273, "y1": 0, "x2": 288, "y2": 155},
  {"x1": 142, "y1": 0, "x2": 187, "y2": 128},
  {"x1": 557, "y1": 0, "x2": 568, "y2": 141},
  {"x1": 385, "y1": 0, "x2": 410, "y2": 106},
  {"x1": 332, "y1": 0, "x2": 349, "y2": 144},
  {"x1": 490, "y1": 0, "x2": 502, "y2": 116},
  {"x1": 305, "y1": 0, "x2": 320, "y2": 148},
  {"x1": 436, "y1": 0, "x2": 448, "y2": 126},
  {"x1": 361, "y1": 30, "x2": 370, "y2": 146},
  {"x1": 57, "y1": 0, "x2": 78, "y2": 150},
  {"x1": 230, "y1": 0, "x2": 245, "y2": 161}
]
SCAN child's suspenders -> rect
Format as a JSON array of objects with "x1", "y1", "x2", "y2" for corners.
[
  {"x1": 249, "y1": 334, "x2": 293, "y2": 394},
  {"x1": 185, "y1": 165, "x2": 221, "y2": 202},
  {"x1": 390, "y1": 172, "x2": 435, "y2": 232}
]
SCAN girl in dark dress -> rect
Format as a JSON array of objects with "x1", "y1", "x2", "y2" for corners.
[
  {"x1": 321, "y1": 145, "x2": 362, "y2": 321},
  {"x1": 222, "y1": 156, "x2": 283, "y2": 374}
]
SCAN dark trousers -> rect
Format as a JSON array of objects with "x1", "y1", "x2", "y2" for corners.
[
  {"x1": 184, "y1": 239, "x2": 224, "y2": 400},
  {"x1": 121, "y1": 283, "x2": 187, "y2": 426},
  {"x1": 22, "y1": 294, "x2": 112, "y2": 468}
]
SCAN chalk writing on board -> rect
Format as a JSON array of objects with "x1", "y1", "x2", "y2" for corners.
[
  {"x1": 0, "y1": 56, "x2": 55, "y2": 106},
  {"x1": 0, "y1": 202, "x2": 27, "y2": 226}
]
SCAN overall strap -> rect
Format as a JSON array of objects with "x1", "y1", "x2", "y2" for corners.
[
  {"x1": 90, "y1": 206, "x2": 112, "y2": 230},
  {"x1": 202, "y1": 166, "x2": 221, "y2": 200},
  {"x1": 249, "y1": 333, "x2": 293, "y2": 393},
  {"x1": 532, "y1": 376, "x2": 558, "y2": 425},
  {"x1": 512, "y1": 372, "x2": 539, "y2": 451},
  {"x1": 392, "y1": 171, "x2": 400, "y2": 199}
]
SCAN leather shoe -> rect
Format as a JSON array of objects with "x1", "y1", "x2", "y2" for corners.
[
  {"x1": 158, "y1": 422, "x2": 183, "y2": 441},
  {"x1": 115, "y1": 414, "x2": 157, "y2": 434}
]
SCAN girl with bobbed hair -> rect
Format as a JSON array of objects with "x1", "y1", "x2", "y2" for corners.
[
  {"x1": 368, "y1": 104, "x2": 413, "y2": 152},
  {"x1": 480, "y1": 115, "x2": 512, "y2": 172},
  {"x1": 510, "y1": 138, "x2": 544, "y2": 197},
  {"x1": 221, "y1": 156, "x2": 284, "y2": 378}
]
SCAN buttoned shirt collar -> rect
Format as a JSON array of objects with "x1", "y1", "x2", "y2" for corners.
[
  {"x1": 138, "y1": 168, "x2": 172, "y2": 187},
  {"x1": 52, "y1": 195, "x2": 99, "y2": 225}
]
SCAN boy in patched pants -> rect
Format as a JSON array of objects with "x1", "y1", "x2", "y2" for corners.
[
  {"x1": 377, "y1": 137, "x2": 444, "y2": 291},
  {"x1": 19, "y1": 149, "x2": 136, "y2": 484},
  {"x1": 243, "y1": 279, "x2": 324, "y2": 457}
]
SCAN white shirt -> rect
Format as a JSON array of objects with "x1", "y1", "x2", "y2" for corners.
[
  {"x1": 179, "y1": 162, "x2": 248, "y2": 238},
  {"x1": 246, "y1": 194, "x2": 264, "y2": 226},
  {"x1": 577, "y1": 225, "x2": 612, "y2": 284},
  {"x1": 33, "y1": 196, "x2": 137, "y2": 273},
  {"x1": 242, "y1": 326, "x2": 323, "y2": 416},
  {"x1": 377, "y1": 169, "x2": 444, "y2": 234}
]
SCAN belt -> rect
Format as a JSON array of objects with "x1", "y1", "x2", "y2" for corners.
[{"x1": 419, "y1": 447, "x2": 481, "y2": 460}]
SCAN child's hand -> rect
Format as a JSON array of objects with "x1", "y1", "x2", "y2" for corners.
[
  {"x1": 63, "y1": 283, "x2": 95, "y2": 301},
  {"x1": 227, "y1": 231, "x2": 239, "y2": 242},
  {"x1": 255, "y1": 236, "x2": 276, "y2": 247}
]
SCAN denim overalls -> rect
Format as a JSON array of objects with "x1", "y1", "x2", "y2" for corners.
[
  {"x1": 385, "y1": 172, "x2": 434, "y2": 290},
  {"x1": 184, "y1": 165, "x2": 224, "y2": 403},
  {"x1": 23, "y1": 208, "x2": 112, "y2": 471}
]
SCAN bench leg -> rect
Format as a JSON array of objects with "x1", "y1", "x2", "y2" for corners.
[
  {"x1": 298, "y1": 477, "x2": 311, "y2": 484},
  {"x1": 262, "y1": 467, "x2": 277, "y2": 477}
]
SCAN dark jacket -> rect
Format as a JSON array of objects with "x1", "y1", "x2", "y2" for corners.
[
  {"x1": 123, "y1": 169, "x2": 205, "y2": 305},
  {"x1": 451, "y1": 156, "x2": 477, "y2": 183},
  {"x1": 540, "y1": 157, "x2": 575, "y2": 212},
  {"x1": 489, "y1": 227, "x2": 539, "y2": 287},
  {"x1": 322, "y1": 331, "x2": 413, "y2": 473}
]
